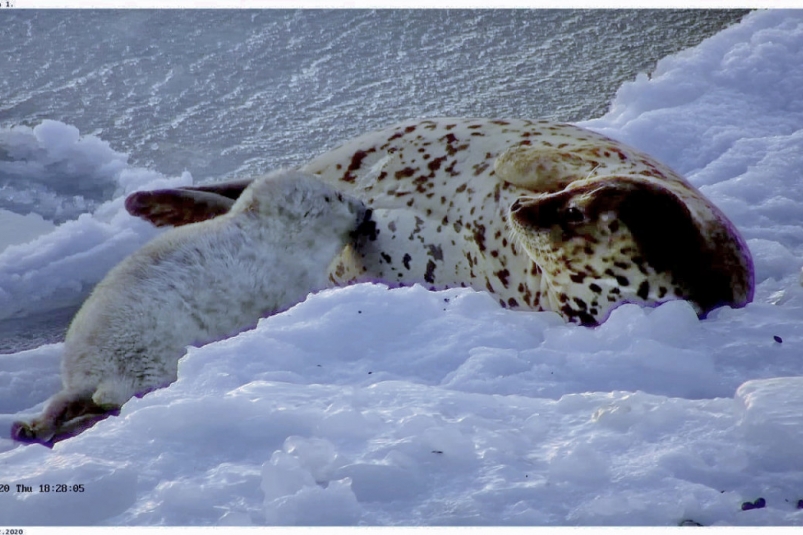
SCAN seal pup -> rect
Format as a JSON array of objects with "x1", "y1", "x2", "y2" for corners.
[
  {"x1": 12, "y1": 170, "x2": 367, "y2": 446},
  {"x1": 125, "y1": 117, "x2": 753, "y2": 325}
]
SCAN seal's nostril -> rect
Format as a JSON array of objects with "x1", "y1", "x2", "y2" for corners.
[{"x1": 510, "y1": 199, "x2": 522, "y2": 212}]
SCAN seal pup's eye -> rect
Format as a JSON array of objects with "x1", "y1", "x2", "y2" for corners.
[{"x1": 564, "y1": 206, "x2": 585, "y2": 223}]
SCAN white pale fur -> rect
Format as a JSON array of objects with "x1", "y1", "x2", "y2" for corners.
[
  {"x1": 14, "y1": 170, "x2": 365, "y2": 443},
  {"x1": 297, "y1": 118, "x2": 750, "y2": 312},
  {"x1": 124, "y1": 117, "x2": 753, "y2": 324}
]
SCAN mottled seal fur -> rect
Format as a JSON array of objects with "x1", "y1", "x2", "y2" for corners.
[
  {"x1": 12, "y1": 170, "x2": 367, "y2": 445},
  {"x1": 126, "y1": 117, "x2": 754, "y2": 326}
]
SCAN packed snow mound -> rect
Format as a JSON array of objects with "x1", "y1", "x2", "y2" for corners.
[
  {"x1": 1, "y1": 283, "x2": 802, "y2": 526},
  {"x1": 0, "y1": 122, "x2": 193, "y2": 320},
  {"x1": 0, "y1": 120, "x2": 127, "y2": 222}
]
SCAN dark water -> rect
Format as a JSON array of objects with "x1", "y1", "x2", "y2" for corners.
[{"x1": 0, "y1": 306, "x2": 79, "y2": 354}]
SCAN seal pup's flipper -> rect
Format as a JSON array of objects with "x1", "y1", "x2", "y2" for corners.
[
  {"x1": 11, "y1": 390, "x2": 117, "y2": 447},
  {"x1": 178, "y1": 178, "x2": 254, "y2": 200},
  {"x1": 125, "y1": 189, "x2": 236, "y2": 227}
]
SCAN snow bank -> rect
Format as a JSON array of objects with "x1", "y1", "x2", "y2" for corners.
[
  {"x1": 0, "y1": 120, "x2": 127, "y2": 222},
  {"x1": 1, "y1": 284, "x2": 801, "y2": 526},
  {"x1": 0, "y1": 121, "x2": 193, "y2": 320},
  {"x1": 0, "y1": 9, "x2": 802, "y2": 527},
  {"x1": 0, "y1": 209, "x2": 55, "y2": 251},
  {"x1": 580, "y1": 9, "x2": 803, "y2": 282}
]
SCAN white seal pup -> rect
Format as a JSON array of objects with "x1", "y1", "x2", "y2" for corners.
[
  {"x1": 12, "y1": 169, "x2": 367, "y2": 445},
  {"x1": 125, "y1": 117, "x2": 754, "y2": 326}
]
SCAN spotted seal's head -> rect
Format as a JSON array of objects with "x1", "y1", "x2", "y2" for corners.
[{"x1": 508, "y1": 176, "x2": 753, "y2": 326}]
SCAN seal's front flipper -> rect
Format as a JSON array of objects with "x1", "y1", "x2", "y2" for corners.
[{"x1": 125, "y1": 189, "x2": 236, "y2": 227}]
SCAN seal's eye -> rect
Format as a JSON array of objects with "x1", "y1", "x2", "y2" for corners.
[{"x1": 564, "y1": 206, "x2": 585, "y2": 223}]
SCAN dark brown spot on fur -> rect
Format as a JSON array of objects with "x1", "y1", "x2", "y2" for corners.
[
  {"x1": 637, "y1": 280, "x2": 650, "y2": 300},
  {"x1": 387, "y1": 125, "x2": 416, "y2": 142},
  {"x1": 381, "y1": 252, "x2": 392, "y2": 264},
  {"x1": 473, "y1": 162, "x2": 490, "y2": 176},
  {"x1": 344, "y1": 149, "x2": 373, "y2": 183},
  {"x1": 334, "y1": 262, "x2": 346, "y2": 278},
  {"x1": 473, "y1": 224, "x2": 487, "y2": 252},
  {"x1": 428, "y1": 156, "x2": 447, "y2": 172},
  {"x1": 396, "y1": 167, "x2": 416, "y2": 179},
  {"x1": 440, "y1": 133, "x2": 457, "y2": 145},
  {"x1": 427, "y1": 244, "x2": 444, "y2": 261},
  {"x1": 424, "y1": 260, "x2": 437, "y2": 284}
]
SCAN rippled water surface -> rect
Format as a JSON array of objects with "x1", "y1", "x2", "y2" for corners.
[{"x1": 2, "y1": 10, "x2": 748, "y2": 182}]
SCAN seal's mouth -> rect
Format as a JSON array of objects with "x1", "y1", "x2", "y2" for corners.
[{"x1": 350, "y1": 207, "x2": 377, "y2": 241}]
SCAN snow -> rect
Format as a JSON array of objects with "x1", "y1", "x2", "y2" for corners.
[
  {"x1": 0, "y1": 120, "x2": 128, "y2": 223},
  {"x1": 1, "y1": 9, "x2": 803, "y2": 526},
  {"x1": 0, "y1": 137, "x2": 191, "y2": 320},
  {"x1": 0, "y1": 209, "x2": 55, "y2": 251}
]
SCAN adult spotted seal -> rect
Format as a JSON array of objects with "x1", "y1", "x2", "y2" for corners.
[
  {"x1": 12, "y1": 170, "x2": 367, "y2": 445},
  {"x1": 126, "y1": 117, "x2": 754, "y2": 326}
]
